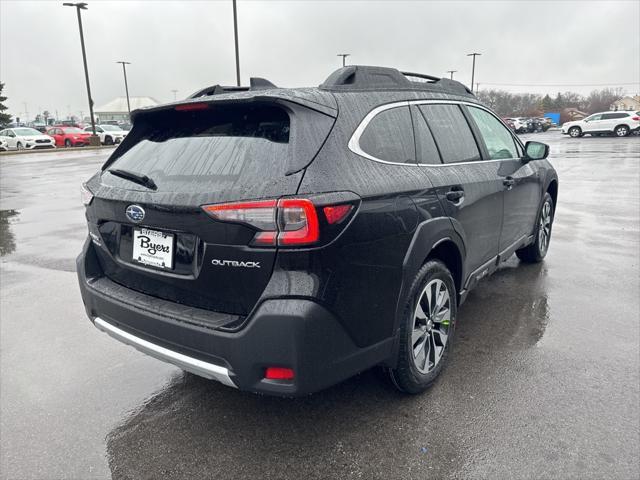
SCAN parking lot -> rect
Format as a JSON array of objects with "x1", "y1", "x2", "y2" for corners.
[{"x1": 0, "y1": 131, "x2": 638, "y2": 479}]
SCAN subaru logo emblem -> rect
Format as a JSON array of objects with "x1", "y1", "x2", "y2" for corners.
[{"x1": 125, "y1": 205, "x2": 145, "y2": 223}]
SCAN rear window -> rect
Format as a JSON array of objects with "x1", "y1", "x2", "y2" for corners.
[{"x1": 103, "y1": 104, "x2": 293, "y2": 192}]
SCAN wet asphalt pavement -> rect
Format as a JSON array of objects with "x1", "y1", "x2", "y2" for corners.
[{"x1": 1, "y1": 132, "x2": 639, "y2": 479}]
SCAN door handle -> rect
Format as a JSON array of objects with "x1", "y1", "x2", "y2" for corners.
[
  {"x1": 445, "y1": 189, "x2": 465, "y2": 202},
  {"x1": 503, "y1": 177, "x2": 515, "y2": 189}
]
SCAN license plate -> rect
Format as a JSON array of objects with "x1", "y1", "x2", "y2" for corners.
[{"x1": 132, "y1": 228, "x2": 174, "y2": 270}]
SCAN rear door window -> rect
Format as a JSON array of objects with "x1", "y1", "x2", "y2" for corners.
[
  {"x1": 418, "y1": 104, "x2": 481, "y2": 164},
  {"x1": 359, "y1": 105, "x2": 415, "y2": 164},
  {"x1": 467, "y1": 106, "x2": 518, "y2": 160}
]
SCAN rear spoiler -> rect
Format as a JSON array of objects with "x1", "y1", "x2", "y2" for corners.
[
  {"x1": 188, "y1": 77, "x2": 279, "y2": 98},
  {"x1": 132, "y1": 90, "x2": 337, "y2": 121}
]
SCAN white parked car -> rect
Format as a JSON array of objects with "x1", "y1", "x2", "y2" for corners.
[
  {"x1": 562, "y1": 111, "x2": 640, "y2": 138},
  {"x1": 0, "y1": 127, "x2": 55, "y2": 150},
  {"x1": 83, "y1": 124, "x2": 127, "y2": 145}
]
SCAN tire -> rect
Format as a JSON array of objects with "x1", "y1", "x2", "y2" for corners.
[
  {"x1": 568, "y1": 127, "x2": 582, "y2": 138},
  {"x1": 614, "y1": 125, "x2": 629, "y2": 137},
  {"x1": 16, "y1": 142, "x2": 24, "y2": 150},
  {"x1": 104, "y1": 136, "x2": 113, "y2": 145},
  {"x1": 388, "y1": 260, "x2": 457, "y2": 394},
  {"x1": 516, "y1": 192, "x2": 554, "y2": 263},
  {"x1": 64, "y1": 139, "x2": 72, "y2": 148}
]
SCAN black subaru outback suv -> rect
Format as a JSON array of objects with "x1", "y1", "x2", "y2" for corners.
[{"x1": 77, "y1": 66, "x2": 558, "y2": 396}]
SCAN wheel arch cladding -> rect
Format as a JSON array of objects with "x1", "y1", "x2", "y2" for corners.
[
  {"x1": 385, "y1": 220, "x2": 465, "y2": 369},
  {"x1": 395, "y1": 218, "x2": 466, "y2": 326},
  {"x1": 546, "y1": 179, "x2": 558, "y2": 209},
  {"x1": 425, "y1": 240, "x2": 463, "y2": 297}
]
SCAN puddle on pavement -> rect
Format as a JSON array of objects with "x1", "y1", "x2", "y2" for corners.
[{"x1": 0, "y1": 209, "x2": 19, "y2": 256}]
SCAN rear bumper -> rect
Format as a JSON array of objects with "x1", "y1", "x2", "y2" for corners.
[
  {"x1": 94, "y1": 317, "x2": 236, "y2": 387},
  {"x1": 77, "y1": 238, "x2": 392, "y2": 396}
]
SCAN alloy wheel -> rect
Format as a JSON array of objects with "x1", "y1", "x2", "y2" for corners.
[
  {"x1": 616, "y1": 126, "x2": 628, "y2": 137},
  {"x1": 538, "y1": 200, "x2": 552, "y2": 254},
  {"x1": 411, "y1": 279, "x2": 451, "y2": 374}
]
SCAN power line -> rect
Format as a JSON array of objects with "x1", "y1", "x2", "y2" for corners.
[{"x1": 479, "y1": 81, "x2": 639, "y2": 87}]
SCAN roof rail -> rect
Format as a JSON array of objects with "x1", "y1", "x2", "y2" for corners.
[
  {"x1": 188, "y1": 77, "x2": 278, "y2": 99},
  {"x1": 319, "y1": 65, "x2": 473, "y2": 96}
]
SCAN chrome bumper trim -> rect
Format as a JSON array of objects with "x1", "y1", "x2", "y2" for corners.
[{"x1": 93, "y1": 317, "x2": 237, "y2": 388}]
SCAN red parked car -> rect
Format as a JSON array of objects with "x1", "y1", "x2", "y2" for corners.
[{"x1": 47, "y1": 127, "x2": 92, "y2": 147}]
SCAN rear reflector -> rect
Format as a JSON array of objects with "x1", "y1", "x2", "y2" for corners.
[
  {"x1": 323, "y1": 204, "x2": 353, "y2": 224},
  {"x1": 265, "y1": 367, "x2": 294, "y2": 380},
  {"x1": 175, "y1": 103, "x2": 209, "y2": 111}
]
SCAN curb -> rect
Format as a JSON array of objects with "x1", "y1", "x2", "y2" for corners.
[{"x1": 0, "y1": 145, "x2": 116, "y2": 156}]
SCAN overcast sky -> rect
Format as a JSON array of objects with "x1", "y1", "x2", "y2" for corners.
[{"x1": 1, "y1": 0, "x2": 639, "y2": 121}]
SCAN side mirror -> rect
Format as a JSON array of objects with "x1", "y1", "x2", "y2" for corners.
[{"x1": 523, "y1": 141, "x2": 549, "y2": 162}]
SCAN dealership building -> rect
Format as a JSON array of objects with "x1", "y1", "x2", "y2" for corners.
[{"x1": 94, "y1": 96, "x2": 160, "y2": 123}]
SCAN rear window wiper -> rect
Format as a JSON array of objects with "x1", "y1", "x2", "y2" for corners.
[{"x1": 107, "y1": 168, "x2": 157, "y2": 191}]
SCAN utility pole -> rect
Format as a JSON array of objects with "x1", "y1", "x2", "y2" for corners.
[
  {"x1": 232, "y1": 0, "x2": 241, "y2": 86},
  {"x1": 337, "y1": 53, "x2": 350, "y2": 67},
  {"x1": 23, "y1": 102, "x2": 29, "y2": 122},
  {"x1": 116, "y1": 61, "x2": 132, "y2": 118},
  {"x1": 171, "y1": 89, "x2": 178, "y2": 101},
  {"x1": 446, "y1": 70, "x2": 457, "y2": 80},
  {"x1": 63, "y1": 2, "x2": 98, "y2": 142},
  {"x1": 467, "y1": 52, "x2": 481, "y2": 94}
]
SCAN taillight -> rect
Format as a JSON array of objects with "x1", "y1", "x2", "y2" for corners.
[
  {"x1": 323, "y1": 204, "x2": 353, "y2": 224},
  {"x1": 203, "y1": 200, "x2": 277, "y2": 229},
  {"x1": 277, "y1": 199, "x2": 319, "y2": 245},
  {"x1": 632, "y1": 116, "x2": 640, "y2": 121},
  {"x1": 202, "y1": 197, "x2": 353, "y2": 248}
]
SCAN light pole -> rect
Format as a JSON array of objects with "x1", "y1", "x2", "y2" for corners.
[
  {"x1": 232, "y1": 0, "x2": 241, "y2": 86},
  {"x1": 63, "y1": 2, "x2": 98, "y2": 142},
  {"x1": 116, "y1": 61, "x2": 131, "y2": 118},
  {"x1": 337, "y1": 53, "x2": 350, "y2": 67},
  {"x1": 467, "y1": 52, "x2": 481, "y2": 93},
  {"x1": 171, "y1": 89, "x2": 178, "y2": 101},
  {"x1": 446, "y1": 70, "x2": 457, "y2": 80}
]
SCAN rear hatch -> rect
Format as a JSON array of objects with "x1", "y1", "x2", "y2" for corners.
[{"x1": 85, "y1": 97, "x2": 336, "y2": 316}]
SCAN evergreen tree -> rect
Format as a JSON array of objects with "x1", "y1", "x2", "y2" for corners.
[
  {"x1": 0, "y1": 83, "x2": 11, "y2": 126},
  {"x1": 553, "y1": 92, "x2": 564, "y2": 110},
  {"x1": 541, "y1": 94, "x2": 554, "y2": 112}
]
